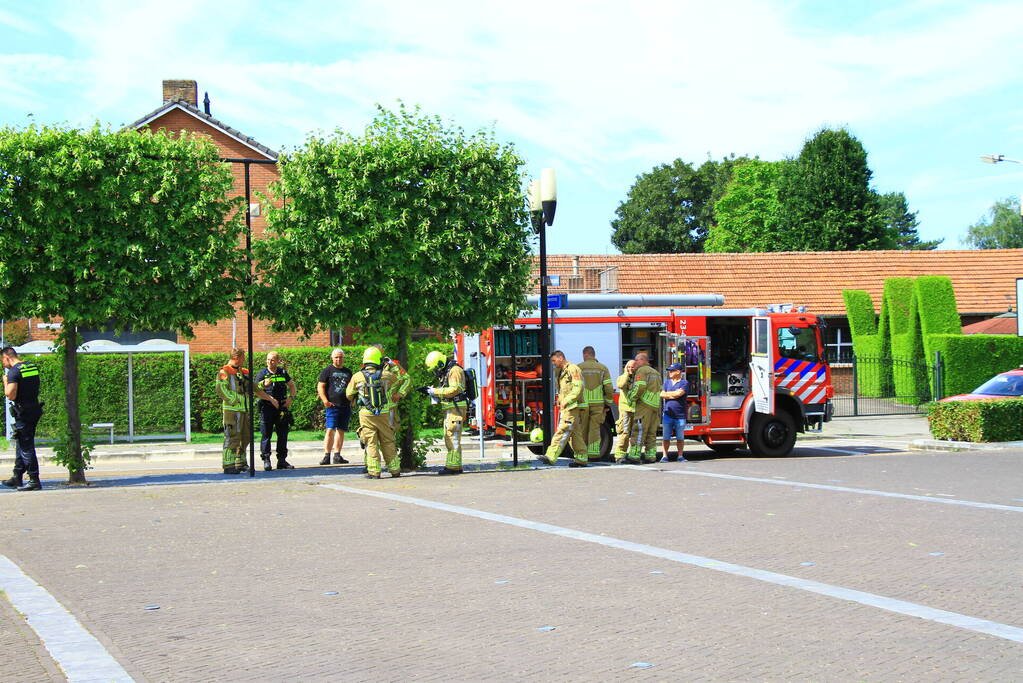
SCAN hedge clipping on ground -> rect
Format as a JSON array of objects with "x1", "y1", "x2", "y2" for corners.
[{"x1": 928, "y1": 399, "x2": 1023, "y2": 442}]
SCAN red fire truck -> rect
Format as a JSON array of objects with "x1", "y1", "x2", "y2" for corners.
[{"x1": 456, "y1": 294, "x2": 833, "y2": 458}]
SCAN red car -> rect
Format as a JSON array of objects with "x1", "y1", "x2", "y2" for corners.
[{"x1": 940, "y1": 368, "x2": 1023, "y2": 402}]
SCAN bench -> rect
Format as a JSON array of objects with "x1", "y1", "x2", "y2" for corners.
[{"x1": 89, "y1": 422, "x2": 115, "y2": 444}]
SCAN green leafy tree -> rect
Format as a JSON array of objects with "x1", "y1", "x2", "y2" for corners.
[
  {"x1": 706, "y1": 159, "x2": 790, "y2": 252},
  {"x1": 248, "y1": 104, "x2": 532, "y2": 468},
  {"x1": 0, "y1": 124, "x2": 244, "y2": 483},
  {"x1": 777, "y1": 128, "x2": 893, "y2": 251},
  {"x1": 611, "y1": 156, "x2": 746, "y2": 253},
  {"x1": 963, "y1": 196, "x2": 1023, "y2": 248},
  {"x1": 878, "y1": 191, "x2": 942, "y2": 250}
]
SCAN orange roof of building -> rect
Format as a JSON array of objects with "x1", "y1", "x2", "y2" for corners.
[
  {"x1": 962, "y1": 313, "x2": 1018, "y2": 334},
  {"x1": 534, "y1": 250, "x2": 1023, "y2": 316}
]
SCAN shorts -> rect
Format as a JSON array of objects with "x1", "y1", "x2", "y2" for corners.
[
  {"x1": 662, "y1": 415, "x2": 686, "y2": 441},
  {"x1": 325, "y1": 405, "x2": 351, "y2": 431}
]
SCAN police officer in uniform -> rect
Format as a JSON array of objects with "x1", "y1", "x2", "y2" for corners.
[
  {"x1": 255, "y1": 351, "x2": 296, "y2": 471},
  {"x1": 539, "y1": 350, "x2": 588, "y2": 468},
  {"x1": 346, "y1": 347, "x2": 409, "y2": 479},
  {"x1": 1, "y1": 347, "x2": 43, "y2": 491},
  {"x1": 578, "y1": 346, "x2": 613, "y2": 462},
  {"x1": 423, "y1": 351, "x2": 468, "y2": 475}
]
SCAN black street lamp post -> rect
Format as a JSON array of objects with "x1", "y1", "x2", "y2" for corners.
[{"x1": 529, "y1": 170, "x2": 557, "y2": 451}]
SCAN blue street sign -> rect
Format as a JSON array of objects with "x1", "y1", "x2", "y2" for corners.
[{"x1": 546, "y1": 294, "x2": 567, "y2": 310}]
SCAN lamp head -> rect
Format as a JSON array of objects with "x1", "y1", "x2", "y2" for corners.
[
  {"x1": 540, "y1": 167, "x2": 557, "y2": 226},
  {"x1": 528, "y1": 179, "x2": 543, "y2": 232}
]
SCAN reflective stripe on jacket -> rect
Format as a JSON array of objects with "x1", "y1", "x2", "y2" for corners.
[{"x1": 579, "y1": 359, "x2": 613, "y2": 407}]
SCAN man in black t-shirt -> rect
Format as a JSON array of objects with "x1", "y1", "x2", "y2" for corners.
[
  {"x1": 317, "y1": 349, "x2": 353, "y2": 465},
  {"x1": 2, "y1": 347, "x2": 43, "y2": 491},
  {"x1": 254, "y1": 352, "x2": 296, "y2": 471}
]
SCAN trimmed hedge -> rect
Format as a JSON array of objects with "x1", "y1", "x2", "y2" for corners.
[
  {"x1": 928, "y1": 399, "x2": 1023, "y2": 442},
  {"x1": 21, "y1": 342, "x2": 453, "y2": 439},
  {"x1": 928, "y1": 334, "x2": 1023, "y2": 398}
]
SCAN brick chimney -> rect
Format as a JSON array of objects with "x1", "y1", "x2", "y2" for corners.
[{"x1": 162, "y1": 79, "x2": 197, "y2": 106}]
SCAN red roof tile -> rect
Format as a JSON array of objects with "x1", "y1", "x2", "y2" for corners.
[{"x1": 533, "y1": 250, "x2": 1023, "y2": 316}]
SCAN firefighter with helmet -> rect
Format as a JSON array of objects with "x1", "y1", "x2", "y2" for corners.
[
  {"x1": 423, "y1": 350, "x2": 469, "y2": 475},
  {"x1": 346, "y1": 346, "x2": 407, "y2": 478}
]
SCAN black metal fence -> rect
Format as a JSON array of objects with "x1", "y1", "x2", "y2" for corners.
[{"x1": 825, "y1": 352, "x2": 944, "y2": 417}]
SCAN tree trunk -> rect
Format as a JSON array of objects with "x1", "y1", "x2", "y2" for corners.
[
  {"x1": 396, "y1": 329, "x2": 415, "y2": 470},
  {"x1": 63, "y1": 326, "x2": 86, "y2": 484}
]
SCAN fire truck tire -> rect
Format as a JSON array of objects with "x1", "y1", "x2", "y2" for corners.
[{"x1": 747, "y1": 410, "x2": 796, "y2": 458}]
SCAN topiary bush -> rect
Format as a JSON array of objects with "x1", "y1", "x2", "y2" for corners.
[
  {"x1": 928, "y1": 399, "x2": 1023, "y2": 442},
  {"x1": 927, "y1": 334, "x2": 1023, "y2": 399}
]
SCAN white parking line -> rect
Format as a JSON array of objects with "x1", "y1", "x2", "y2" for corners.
[
  {"x1": 620, "y1": 466, "x2": 1023, "y2": 513},
  {"x1": 0, "y1": 555, "x2": 133, "y2": 682},
  {"x1": 322, "y1": 484, "x2": 1023, "y2": 644}
]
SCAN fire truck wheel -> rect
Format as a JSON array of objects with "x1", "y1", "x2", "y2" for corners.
[{"x1": 747, "y1": 410, "x2": 796, "y2": 458}]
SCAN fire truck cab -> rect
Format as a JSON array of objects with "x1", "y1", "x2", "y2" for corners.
[{"x1": 458, "y1": 301, "x2": 833, "y2": 459}]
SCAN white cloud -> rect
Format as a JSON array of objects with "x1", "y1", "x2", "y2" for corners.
[{"x1": 4, "y1": 0, "x2": 1023, "y2": 250}]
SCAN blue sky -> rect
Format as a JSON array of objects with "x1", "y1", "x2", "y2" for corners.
[{"x1": 2, "y1": 0, "x2": 1023, "y2": 254}]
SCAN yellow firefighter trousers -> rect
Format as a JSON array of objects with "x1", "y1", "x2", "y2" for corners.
[
  {"x1": 629, "y1": 404, "x2": 660, "y2": 462},
  {"x1": 358, "y1": 411, "x2": 398, "y2": 476},
  {"x1": 222, "y1": 409, "x2": 251, "y2": 469},
  {"x1": 443, "y1": 405, "x2": 468, "y2": 471},
  {"x1": 613, "y1": 409, "x2": 634, "y2": 462},
  {"x1": 581, "y1": 404, "x2": 606, "y2": 460},
  {"x1": 545, "y1": 406, "x2": 587, "y2": 464}
]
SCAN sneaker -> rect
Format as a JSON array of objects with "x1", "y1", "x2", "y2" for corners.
[
  {"x1": 262, "y1": 456, "x2": 273, "y2": 472},
  {"x1": 319, "y1": 454, "x2": 331, "y2": 466},
  {"x1": 16, "y1": 479, "x2": 41, "y2": 491},
  {"x1": 2, "y1": 477, "x2": 22, "y2": 488},
  {"x1": 333, "y1": 454, "x2": 349, "y2": 465},
  {"x1": 276, "y1": 460, "x2": 295, "y2": 470},
  {"x1": 437, "y1": 468, "x2": 462, "y2": 476}
]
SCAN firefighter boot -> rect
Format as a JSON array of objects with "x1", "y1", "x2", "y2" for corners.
[{"x1": 16, "y1": 477, "x2": 41, "y2": 491}]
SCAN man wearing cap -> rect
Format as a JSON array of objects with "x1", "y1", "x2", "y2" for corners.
[{"x1": 660, "y1": 362, "x2": 689, "y2": 462}]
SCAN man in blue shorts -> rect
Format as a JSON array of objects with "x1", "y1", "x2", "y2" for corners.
[
  {"x1": 659, "y1": 362, "x2": 688, "y2": 462},
  {"x1": 317, "y1": 349, "x2": 353, "y2": 465}
]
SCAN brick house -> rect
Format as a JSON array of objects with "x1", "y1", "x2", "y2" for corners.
[{"x1": 26, "y1": 79, "x2": 334, "y2": 353}]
